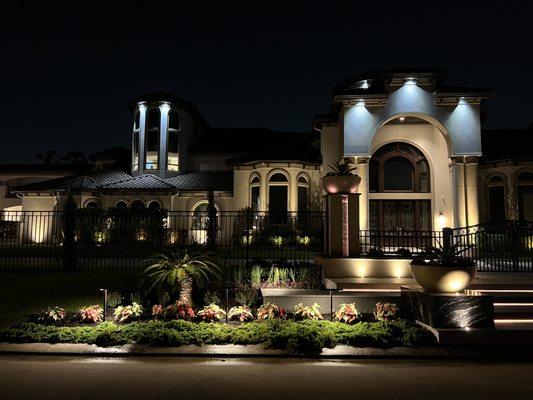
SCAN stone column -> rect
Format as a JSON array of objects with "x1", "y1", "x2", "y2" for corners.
[
  {"x1": 450, "y1": 157, "x2": 466, "y2": 227},
  {"x1": 465, "y1": 157, "x2": 480, "y2": 226},
  {"x1": 356, "y1": 157, "x2": 369, "y2": 230},
  {"x1": 259, "y1": 170, "x2": 268, "y2": 212},
  {"x1": 507, "y1": 172, "x2": 519, "y2": 220}
]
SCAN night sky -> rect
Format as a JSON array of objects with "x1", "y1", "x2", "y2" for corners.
[{"x1": 1, "y1": 2, "x2": 532, "y2": 163}]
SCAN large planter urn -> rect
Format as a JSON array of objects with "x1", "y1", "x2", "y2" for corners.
[
  {"x1": 409, "y1": 262, "x2": 476, "y2": 293},
  {"x1": 322, "y1": 175, "x2": 361, "y2": 194}
]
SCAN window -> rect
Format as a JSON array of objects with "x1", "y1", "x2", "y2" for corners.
[
  {"x1": 145, "y1": 108, "x2": 160, "y2": 170},
  {"x1": 517, "y1": 172, "x2": 533, "y2": 221},
  {"x1": 191, "y1": 202, "x2": 219, "y2": 229},
  {"x1": 168, "y1": 110, "x2": 180, "y2": 130},
  {"x1": 84, "y1": 201, "x2": 99, "y2": 209},
  {"x1": 297, "y1": 175, "x2": 309, "y2": 213},
  {"x1": 268, "y1": 171, "x2": 289, "y2": 217},
  {"x1": 147, "y1": 200, "x2": 161, "y2": 210},
  {"x1": 370, "y1": 142, "x2": 429, "y2": 193},
  {"x1": 115, "y1": 200, "x2": 128, "y2": 209},
  {"x1": 250, "y1": 175, "x2": 260, "y2": 210},
  {"x1": 130, "y1": 200, "x2": 145, "y2": 209},
  {"x1": 132, "y1": 131, "x2": 139, "y2": 171},
  {"x1": 145, "y1": 130, "x2": 159, "y2": 170},
  {"x1": 133, "y1": 111, "x2": 140, "y2": 131},
  {"x1": 487, "y1": 175, "x2": 506, "y2": 222},
  {"x1": 167, "y1": 130, "x2": 179, "y2": 171},
  {"x1": 146, "y1": 108, "x2": 160, "y2": 129}
]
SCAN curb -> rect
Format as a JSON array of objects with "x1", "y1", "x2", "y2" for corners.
[{"x1": 0, "y1": 342, "x2": 488, "y2": 359}]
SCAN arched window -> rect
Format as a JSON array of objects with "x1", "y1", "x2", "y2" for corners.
[
  {"x1": 250, "y1": 175, "x2": 261, "y2": 210},
  {"x1": 84, "y1": 200, "x2": 99, "y2": 209},
  {"x1": 132, "y1": 130, "x2": 140, "y2": 171},
  {"x1": 517, "y1": 171, "x2": 533, "y2": 221},
  {"x1": 167, "y1": 110, "x2": 179, "y2": 172},
  {"x1": 191, "y1": 202, "x2": 220, "y2": 244},
  {"x1": 145, "y1": 108, "x2": 160, "y2": 170},
  {"x1": 370, "y1": 142, "x2": 429, "y2": 193},
  {"x1": 115, "y1": 200, "x2": 128, "y2": 209},
  {"x1": 369, "y1": 142, "x2": 431, "y2": 232},
  {"x1": 130, "y1": 200, "x2": 145, "y2": 210},
  {"x1": 268, "y1": 171, "x2": 289, "y2": 217},
  {"x1": 297, "y1": 175, "x2": 309, "y2": 213},
  {"x1": 168, "y1": 110, "x2": 180, "y2": 130},
  {"x1": 147, "y1": 200, "x2": 161, "y2": 210},
  {"x1": 134, "y1": 111, "x2": 140, "y2": 131},
  {"x1": 146, "y1": 108, "x2": 160, "y2": 129},
  {"x1": 487, "y1": 175, "x2": 506, "y2": 222}
]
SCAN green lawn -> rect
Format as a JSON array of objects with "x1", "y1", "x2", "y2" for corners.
[{"x1": 0, "y1": 272, "x2": 140, "y2": 327}]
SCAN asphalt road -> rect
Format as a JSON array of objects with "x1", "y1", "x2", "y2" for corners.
[{"x1": 1, "y1": 355, "x2": 532, "y2": 400}]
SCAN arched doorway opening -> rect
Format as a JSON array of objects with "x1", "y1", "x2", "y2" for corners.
[{"x1": 369, "y1": 142, "x2": 431, "y2": 232}]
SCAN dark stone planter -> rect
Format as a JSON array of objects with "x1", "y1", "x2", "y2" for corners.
[{"x1": 401, "y1": 286, "x2": 494, "y2": 329}]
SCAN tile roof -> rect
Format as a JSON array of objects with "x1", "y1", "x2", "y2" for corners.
[
  {"x1": 13, "y1": 169, "x2": 234, "y2": 193},
  {"x1": 165, "y1": 171, "x2": 233, "y2": 192},
  {"x1": 100, "y1": 174, "x2": 176, "y2": 190}
]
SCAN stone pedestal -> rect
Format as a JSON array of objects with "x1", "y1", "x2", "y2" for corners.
[
  {"x1": 401, "y1": 286, "x2": 494, "y2": 329},
  {"x1": 326, "y1": 193, "x2": 360, "y2": 257}
]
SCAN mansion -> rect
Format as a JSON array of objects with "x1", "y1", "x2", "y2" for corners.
[{"x1": 1, "y1": 68, "x2": 532, "y2": 234}]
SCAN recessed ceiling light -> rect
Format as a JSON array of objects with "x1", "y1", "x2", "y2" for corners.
[{"x1": 399, "y1": 117, "x2": 405, "y2": 122}]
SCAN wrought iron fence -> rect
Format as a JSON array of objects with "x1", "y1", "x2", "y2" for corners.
[
  {"x1": 359, "y1": 229, "x2": 443, "y2": 257},
  {"x1": 0, "y1": 210, "x2": 326, "y2": 273},
  {"x1": 452, "y1": 220, "x2": 533, "y2": 272},
  {"x1": 1, "y1": 209, "x2": 531, "y2": 273}
]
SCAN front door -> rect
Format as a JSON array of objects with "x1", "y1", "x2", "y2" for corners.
[{"x1": 370, "y1": 200, "x2": 431, "y2": 231}]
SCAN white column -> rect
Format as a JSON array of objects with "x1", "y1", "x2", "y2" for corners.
[
  {"x1": 356, "y1": 157, "x2": 369, "y2": 230},
  {"x1": 450, "y1": 158, "x2": 465, "y2": 227},
  {"x1": 465, "y1": 158, "x2": 479, "y2": 226}
]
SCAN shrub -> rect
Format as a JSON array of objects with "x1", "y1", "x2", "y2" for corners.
[
  {"x1": 334, "y1": 303, "x2": 362, "y2": 324},
  {"x1": 78, "y1": 305, "x2": 103, "y2": 324},
  {"x1": 165, "y1": 301, "x2": 195, "y2": 321},
  {"x1": 270, "y1": 235, "x2": 284, "y2": 247},
  {"x1": 257, "y1": 303, "x2": 286, "y2": 320},
  {"x1": 38, "y1": 307, "x2": 67, "y2": 323},
  {"x1": 197, "y1": 304, "x2": 226, "y2": 322},
  {"x1": 107, "y1": 292, "x2": 122, "y2": 308},
  {"x1": 250, "y1": 265, "x2": 262, "y2": 288},
  {"x1": 295, "y1": 235, "x2": 311, "y2": 246},
  {"x1": 113, "y1": 302, "x2": 143, "y2": 323},
  {"x1": 294, "y1": 303, "x2": 323, "y2": 321},
  {"x1": 0, "y1": 319, "x2": 435, "y2": 352},
  {"x1": 228, "y1": 306, "x2": 254, "y2": 322},
  {"x1": 374, "y1": 301, "x2": 399, "y2": 321},
  {"x1": 234, "y1": 284, "x2": 259, "y2": 307},
  {"x1": 239, "y1": 234, "x2": 253, "y2": 247}
]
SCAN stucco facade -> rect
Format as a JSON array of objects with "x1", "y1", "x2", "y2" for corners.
[{"x1": 1, "y1": 69, "x2": 531, "y2": 236}]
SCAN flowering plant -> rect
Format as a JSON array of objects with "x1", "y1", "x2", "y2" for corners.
[
  {"x1": 374, "y1": 301, "x2": 399, "y2": 321},
  {"x1": 152, "y1": 304, "x2": 165, "y2": 319},
  {"x1": 164, "y1": 301, "x2": 196, "y2": 321},
  {"x1": 256, "y1": 303, "x2": 286, "y2": 320},
  {"x1": 38, "y1": 306, "x2": 67, "y2": 323},
  {"x1": 334, "y1": 303, "x2": 362, "y2": 324},
  {"x1": 113, "y1": 302, "x2": 143, "y2": 323},
  {"x1": 197, "y1": 303, "x2": 226, "y2": 322},
  {"x1": 228, "y1": 306, "x2": 254, "y2": 322},
  {"x1": 78, "y1": 305, "x2": 103, "y2": 323},
  {"x1": 294, "y1": 303, "x2": 323, "y2": 320}
]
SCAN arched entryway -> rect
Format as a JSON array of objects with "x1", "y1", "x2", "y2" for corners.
[{"x1": 369, "y1": 142, "x2": 431, "y2": 232}]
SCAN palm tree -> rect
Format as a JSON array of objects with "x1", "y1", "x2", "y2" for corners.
[{"x1": 142, "y1": 246, "x2": 222, "y2": 305}]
